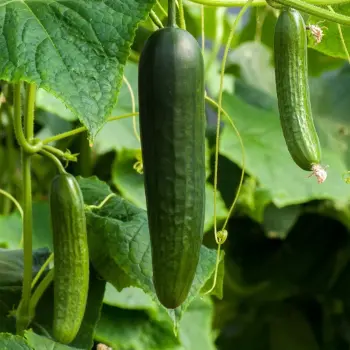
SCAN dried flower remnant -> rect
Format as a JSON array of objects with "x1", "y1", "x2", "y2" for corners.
[
  {"x1": 306, "y1": 23, "x2": 326, "y2": 44},
  {"x1": 308, "y1": 164, "x2": 328, "y2": 183}
]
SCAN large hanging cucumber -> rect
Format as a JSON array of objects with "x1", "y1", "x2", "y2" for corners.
[
  {"x1": 274, "y1": 8, "x2": 326, "y2": 183},
  {"x1": 138, "y1": 23, "x2": 206, "y2": 308},
  {"x1": 50, "y1": 173, "x2": 89, "y2": 344}
]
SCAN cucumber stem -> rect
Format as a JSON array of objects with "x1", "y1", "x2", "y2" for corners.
[
  {"x1": 0, "y1": 189, "x2": 23, "y2": 221},
  {"x1": 273, "y1": 0, "x2": 350, "y2": 26},
  {"x1": 150, "y1": 10, "x2": 164, "y2": 28},
  {"x1": 177, "y1": 0, "x2": 186, "y2": 29},
  {"x1": 328, "y1": 5, "x2": 350, "y2": 61},
  {"x1": 189, "y1": 0, "x2": 350, "y2": 6},
  {"x1": 13, "y1": 84, "x2": 42, "y2": 154},
  {"x1": 15, "y1": 83, "x2": 37, "y2": 335},
  {"x1": 189, "y1": 0, "x2": 350, "y2": 26},
  {"x1": 168, "y1": 0, "x2": 176, "y2": 27},
  {"x1": 28, "y1": 269, "x2": 54, "y2": 321},
  {"x1": 40, "y1": 149, "x2": 67, "y2": 174},
  {"x1": 31, "y1": 253, "x2": 54, "y2": 289},
  {"x1": 42, "y1": 112, "x2": 138, "y2": 145}
]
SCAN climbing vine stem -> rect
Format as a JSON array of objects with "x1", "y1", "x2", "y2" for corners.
[
  {"x1": 213, "y1": 0, "x2": 252, "y2": 239},
  {"x1": 15, "y1": 83, "x2": 37, "y2": 335}
]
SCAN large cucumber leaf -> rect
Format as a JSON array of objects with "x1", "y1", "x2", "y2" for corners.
[
  {"x1": 0, "y1": 0, "x2": 154, "y2": 139},
  {"x1": 78, "y1": 176, "x2": 223, "y2": 321}
]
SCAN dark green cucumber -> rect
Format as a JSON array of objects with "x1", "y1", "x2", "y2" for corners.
[
  {"x1": 274, "y1": 9, "x2": 321, "y2": 171},
  {"x1": 138, "y1": 27, "x2": 206, "y2": 309},
  {"x1": 50, "y1": 173, "x2": 89, "y2": 344}
]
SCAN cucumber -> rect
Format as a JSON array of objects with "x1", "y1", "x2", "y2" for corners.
[
  {"x1": 50, "y1": 173, "x2": 89, "y2": 344},
  {"x1": 274, "y1": 9, "x2": 325, "y2": 182},
  {"x1": 138, "y1": 26, "x2": 206, "y2": 308}
]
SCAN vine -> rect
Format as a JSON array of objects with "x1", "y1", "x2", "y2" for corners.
[
  {"x1": 205, "y1": 0, "x2": 252, "y2": 294},
  {"x1": 189, "y1": 0, "x2": 350, "y2": 26},
  {"x1": 16, "y1": 83, "x2": 37, "y2": 335}
]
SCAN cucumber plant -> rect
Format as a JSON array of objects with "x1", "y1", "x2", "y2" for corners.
[{"x1": 0, "y1": 0, "x2": 349, "y2": 348}]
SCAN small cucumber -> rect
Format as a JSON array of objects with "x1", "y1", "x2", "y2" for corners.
[
  {"x1": 138, "y1": 27, "x2": 206, "y2": 308},
  {"x1": 274, "y1": 9, "x2": 326, "y2": 182},
  {"x1": 50, "y1": 173, "x2": 89, "y2": 344}
]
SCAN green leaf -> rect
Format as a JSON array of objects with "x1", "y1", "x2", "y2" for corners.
[
  {"x1": 308, "y1": 5, "x2": 350, "y2": 60},
  {"x1": 270, "y1": 307, "x2": 319, "y2": 350},
  {"x1": 236, "y1": 177, "x2": 272, "y2": 223},
  {"x1": 95, "y1": 297, "x2": 216, "y2": 350},
  {"x1": 0, "y1": 201, "x2": 52, "y2": 250},
  {"x1": 306, "y1": 200, "x2": 350, "y2": 230},
  {"x1": 100, "y1": 287, "x2": 216, "y2": 350},
  {"x1": 0, "y1": 333, "x2": 31, "y2": 349},
  {"x1": 263, "y1": 203, "x2": 301, "y2": 239},
  {"x1": 204, "y1": 50, "x2": 234, "y2": 98},
  {"x1": 237, "y1": 7, "x2": 277, "y2": 50},
  {"x1": 307, "y1": 48, "x2": 344, "y2": 77},
  {"x1": 201, "y1": 251, "x2": 225, "y2": 300},
  {"x1": 91, "y1": 254, "x2": 133, "y2": 293},
  {"x1": 78, "y1": 176, "x2": 222, "y2": 319},
  {"x1": 0, "y1": 249, "x2": 50, "y2": 333},
  {"x1": 36, "y1": 89, "x2": 77, "y2": 122},
  {"x1": 34, "y1": 109, "x2": 73, "y2": 143},
  {"x1": 0, "y1": 213, "x2": 22, "y2": 249},
  {"x1": 220, "y1": 91, "x2": 349, "y2": 207},
  {"x1": 0, "y1": 0, "x2": 154, "y2": 139},
  {"x1": 111, "y1": 149, "x2": 145, "y2": 209},
  {"x1": 95, "y1": 305, "x2": 180, "y2": 350},
  {"x1": 25, "y1": 330, "x2": 81, "y2": 350},
  {"x1": 227, "y1": 41, "x2": 276, "y2": 96},
  {"x1": 0, "y1": 248, "x2": 50, "y2": 287},
  {"x1": 179, "y1": 297, "x2": 216, "y2": 350},
  {"x1": 111, "y1": 149, "x2": 228, "y2": 232},
  {"x1": 94, "y1": 62, "x2": 141, "y2": 153},
  {"x1": 104, "y1": 284, "x2": 157, "y2": 312}
]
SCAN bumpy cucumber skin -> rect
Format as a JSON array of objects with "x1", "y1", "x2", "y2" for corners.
[
  {"x1": 138, "y1": 27, "x2": 206, "y2": 309},
  {"x1": 274, "y1": 9, "x2": 321, "y2": 171},
  {"x1": 50, "y1": 173, "x2": 89, "y2": 344}
]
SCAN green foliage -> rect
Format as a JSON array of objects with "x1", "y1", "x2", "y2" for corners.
[
  {"x1": 78, "y1": 176, "x2": 223, "y2": 320},
  {"x1": 270, "y1": 307, "x2": 320, "y2": 350},
  {"x1": 95, "y1": 286, "x2": 216, "y2": 350},
  {"x1": 111, "y1": 149, "x2": 228, "y2": 231},
  {"x1": 0, "y1": 333, "x2": 31, "y2": 350},
  {"x1": 220, "y1": 91, "x2": 349, "y2": 206},
  {"x1": 25, "y1": 330, "x2": 82, "y2": 350},
  {"x1": 1, "y1": 0, "x2": 350, "y2": 349},
  {"x1": 308, "y1": 4, "x2": 350, "y2": 59},
  {"x1": 0, "y1": 0, "x2": 154, "y2": 139}
]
